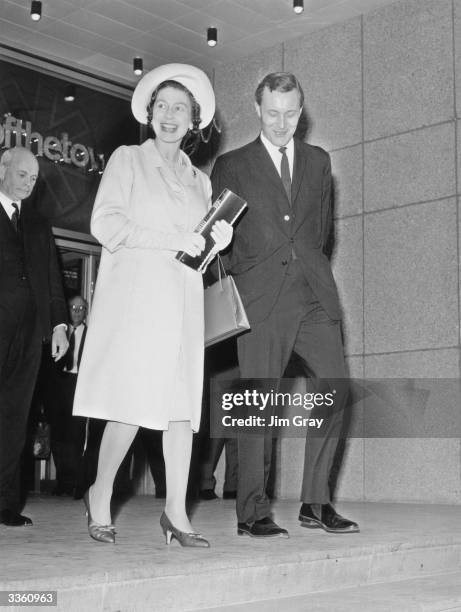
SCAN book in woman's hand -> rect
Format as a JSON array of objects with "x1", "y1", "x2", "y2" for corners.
[{"x1": 175, "y1": 188, "x2": 247, "y2": 272}]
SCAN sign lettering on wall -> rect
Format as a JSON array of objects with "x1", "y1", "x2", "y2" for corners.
[{"x1": 0, "y1": 114, "x2": 105, "y2": 173}]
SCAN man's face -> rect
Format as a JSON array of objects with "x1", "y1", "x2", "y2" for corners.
[
  {"x1": 0, "y1": 151, "x2": 39, "y2": 201},
  {"x1": 69, "y1": 297, "x2": 87, "y2": 327},
  {"x1": 255, "y1": 87, "x2": 302, "y2": 148}
]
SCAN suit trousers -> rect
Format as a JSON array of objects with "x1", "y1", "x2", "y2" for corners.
[
  {"x1": 51, "y1": 372, "x2": 87, "y2": 492},
  {"x1": 200, "y1": 436, "x2": 238, "y2": 494},
  {"x1": 0, "y1": 280, "x2": 42, "y2": 512},
  {"x1": 137, "y1": 428, "x2": 166, "y2": 496},
  {"x1": 236, "y1": 259, "x2": 348, "y2": 523}
]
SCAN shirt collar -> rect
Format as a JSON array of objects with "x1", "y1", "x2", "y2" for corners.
[
  {"x1": 0, "y1": 191, "x2": 21, "y2": 217},
  {"x1": 260, "y1": 132, "x2": 294, "y2": 157}
]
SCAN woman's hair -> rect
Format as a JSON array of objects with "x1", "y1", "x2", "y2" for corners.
[{"x1": 146, "y1": 80, "x2": 202, "y2": 133}]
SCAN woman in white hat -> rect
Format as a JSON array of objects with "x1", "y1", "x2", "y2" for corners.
[{"x1": 73, "y1": 64, "x2": 232, "y2": 547}]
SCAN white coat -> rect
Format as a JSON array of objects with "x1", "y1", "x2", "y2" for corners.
[{"x1": 73, "y1": 139, "x2": 211, "y2": 431}]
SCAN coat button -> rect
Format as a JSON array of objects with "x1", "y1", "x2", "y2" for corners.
[{"x1": 283, "y1": 215, "x2": 290, "y2": 221}]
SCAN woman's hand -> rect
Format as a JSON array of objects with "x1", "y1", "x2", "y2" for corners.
[
  {"x1": 210, "y1": 220, "x2": 233, "y2": 253},
  {"x1": 173, "y1": 232, "x2": 205, "y2": 257}
]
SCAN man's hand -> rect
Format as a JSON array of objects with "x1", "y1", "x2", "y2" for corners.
[{"x1": 51, "y1": 326, "x2": 69, "y2": 362}]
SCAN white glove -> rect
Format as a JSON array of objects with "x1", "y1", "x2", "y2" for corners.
[
  {"x1": 171, "y1": 232, "x2": 205, "y2": 257},
  {"x1": 210, "y1": 220, "x2": 233, "y2": 253}
]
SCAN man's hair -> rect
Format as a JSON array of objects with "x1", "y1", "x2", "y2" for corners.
[
  {"x1": 0, "y1": 148, "x2": 14, "y2": 167},
  {"x1": 69, "y1": 295, "x2": 88, "y2": 308},
  {"x1": 0, "y1": 146, "x2": 37, "y2": 168},
  {"x1": 255, "y1": 72, "x2": 304, "y2": 107}
]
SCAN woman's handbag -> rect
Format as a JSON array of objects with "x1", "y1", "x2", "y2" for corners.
[{"x1": 204, "y1": 256, "x2": 250, "y2": 347}]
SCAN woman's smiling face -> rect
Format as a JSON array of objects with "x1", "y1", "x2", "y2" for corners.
[{"x1": 150, "y1": 85, "x2": 192, "y2": 145}]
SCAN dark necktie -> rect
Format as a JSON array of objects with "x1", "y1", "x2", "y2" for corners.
[
  {"x1": 279, "y1": 147, "x2": 291, "y2": 203},
  {"x1": 65, "y1": 327, "x2": 76, "y2": 371},
  {"x1": 11, "y1": 202, "x2": 20, "y2": 232}
]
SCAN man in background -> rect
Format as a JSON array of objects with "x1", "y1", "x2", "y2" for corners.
[{"x1": 50, "y1": 295, "x2": 88, "y2": 497}]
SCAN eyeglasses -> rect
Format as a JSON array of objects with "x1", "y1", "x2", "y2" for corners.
[{"x1": 70, "y1": 305, "x2": 86, "y2": 312}]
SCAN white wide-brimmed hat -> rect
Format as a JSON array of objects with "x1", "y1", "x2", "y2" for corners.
[{"x1": 131, "y1": 63, "x2": 215, "y2": 128}]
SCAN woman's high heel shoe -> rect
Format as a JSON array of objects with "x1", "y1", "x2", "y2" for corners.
[
  {"x1": 83, "y1": 490, "x2": 116, "y2": 544},
  {"x1": 160, "y1": 512, "x2": 209, "y2": 548}
]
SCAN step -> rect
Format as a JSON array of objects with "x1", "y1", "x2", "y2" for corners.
[
  {"x1": 2, "y1": 497, "x2": 461, "y2": 611},
  {"x1": 196, "y1": 572, "x2": 461, "y2": 612}
]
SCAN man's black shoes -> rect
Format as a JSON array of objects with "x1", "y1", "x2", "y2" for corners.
[
  {"x1": 0, "y1": 509, "x2": 33, "y2": 527},
  {"x1": 52, "y1": 484, "x2": 74, "y2": 496},
  {"x1": 199, "y1": 489, "x2": 236, "y2": 500},
  {"x1": 238, "y1": 516, "x2": 289, "y2": 538},
  {"x1": 299, "y1": 503, "x2": 359, "y2": 533},
  {"x1": 199, "y1": 489, "x2": 219, "y2": 501}
]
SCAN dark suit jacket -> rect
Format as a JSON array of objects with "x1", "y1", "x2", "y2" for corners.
[
  {"x1": 210, "y1": 137, "x2": 341, "y2": 324},
  {"x1": 64, "y1": 323, "x2": 87, "y2": 372},
  {"x1": 0, "y1": 196, "x2": 67, "y2": 340},
  {"x1": 77, "y1": 325, "x2": 87, "y2": 369}
]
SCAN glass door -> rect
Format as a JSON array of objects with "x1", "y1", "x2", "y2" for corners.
[{"x1": 52, "y1": 228, "x2": 101, "y2": 308}]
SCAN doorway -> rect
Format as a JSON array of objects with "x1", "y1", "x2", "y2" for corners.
[
  {"x1": 28, "y1": 229, "x2": 101, "y2": 493},
  {"x1": 53, "y1": 227, "x2": 101, "y2": 306}
]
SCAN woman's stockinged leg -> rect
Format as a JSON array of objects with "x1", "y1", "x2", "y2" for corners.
[
  {"x1": 163, "y1": 421, "x2": 193, "y2": 533},
  {"x1": 89, "y1": 420, "x2": 139, "y2": 525}
]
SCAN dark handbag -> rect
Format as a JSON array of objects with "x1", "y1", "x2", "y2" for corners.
[{"x1": 204, "y1": 256, "x2": 250, "y2": 347}]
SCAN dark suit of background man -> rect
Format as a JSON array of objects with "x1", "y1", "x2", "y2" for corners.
[
  {"x1": 211, "y1": 73, "x2": 359, "y2": 538},
  {"x1": 0, "y1": 146, "x2": 68, "y2": 527},
  {"x1": 51, "y1": 295, "x2": 88, "y2": 497}
]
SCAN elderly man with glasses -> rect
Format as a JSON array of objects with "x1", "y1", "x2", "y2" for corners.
[{"x1": 49, "y1": 295, "x2": 89, "y2": 497}]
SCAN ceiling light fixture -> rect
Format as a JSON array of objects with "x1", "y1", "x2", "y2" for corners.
[
  {"x1": 207, "y1": 27, "x2": 217, "y2": 47},
  {"x1": 293, "y1": 0, "x2": 304, "y2": 14},
  {"x1": 30, "y1": 0, "x2": 42, "y2": 21},
  {"x1": 64, "y1": 85, "x2": 75, "y2": 102},
  {"x1": 133, "y1": 57, "x2": 143, "y2": 76}
]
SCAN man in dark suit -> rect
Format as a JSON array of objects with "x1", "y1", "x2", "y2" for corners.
[
  {"x1": 211, "y1": 72, "x2": 359, "y2": 538},
  {"x1": 51, "y1": 295, "x2": 88, "y2": 497},
  {"x1": 0, "y1": 146, "x2": 68, "y2": 526}
]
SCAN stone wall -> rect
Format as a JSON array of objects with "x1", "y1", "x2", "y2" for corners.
[{"x1": 211, "y1": 0, "x2": 461, "y2": 503}]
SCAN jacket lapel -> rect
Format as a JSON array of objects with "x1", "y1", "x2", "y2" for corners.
[
  {"x1": 19, "y1": 200, "x2": 32, "y2": 254},
  {"x1": 77, "y1": 325, "x2": 87, "y2": 368},
  {"x1": 292, "y1": 140, "x2": 314, "y2": 230},
  {"x1": 292, "y1": 139, "x2": 308, "y2": 208},
  {"x1": 248, "y1": 138, "x2": 291, "y2": 216},
  {"x1": 0, "y1": 201, "x2": 17, "y2": 237}
]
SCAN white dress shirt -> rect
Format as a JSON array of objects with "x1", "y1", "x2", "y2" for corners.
[
  {"x1": 260, "y1": 133, "x2": 294, "y2": 180},
  {"x1": 0, "y1": 193, "x2": 21, "y2": 219}
]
